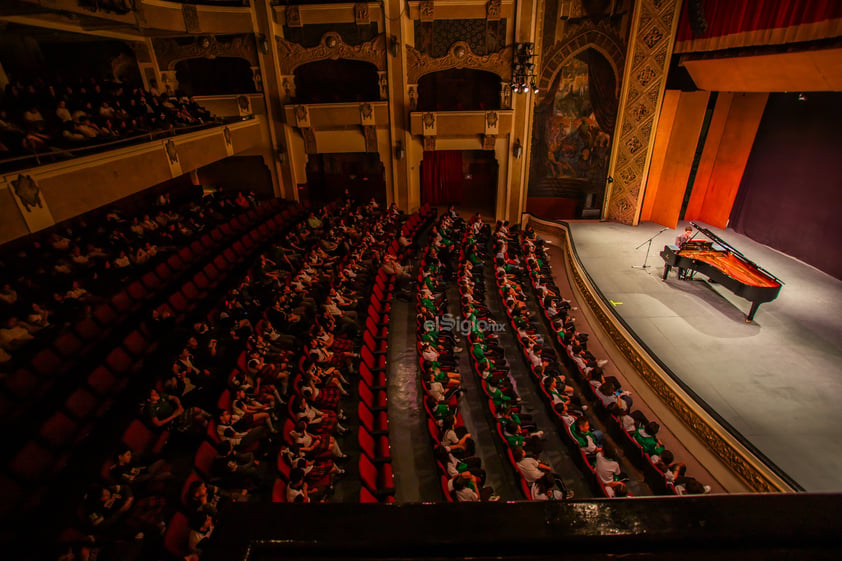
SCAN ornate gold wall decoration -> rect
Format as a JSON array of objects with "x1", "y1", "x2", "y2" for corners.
[
  {"x1": 354, "y1": 3, "x2": 370, "y2": 26},
  {"x1": 165, "y1": 140, "x2": 179, "y2": 165},
  {"x1": 486, "y1": 0, "x2": 501, "y2": 20},
  {"x1": 500, "y1": 82, "x2": 512, "y2": 110},
  {"x1": 482, "y1": 134, "x2": 497, "y2": 151},
  {"x1": 605, "y1": 0, "x2": 682, "y2": 224},
  {"x1": 281, "y1": 76, "x2": 295, "y2": 99},
  {"x1": 363, "y1": 125, "x2": 378, "y2": 153},
  {"x1": 152, "y1": 35, "x2": 258, "y2": 70},
  {"x1": 423, "y1": 136, "x2": 436, "y2": 151},
  {"x1": 11, "y1": 174, "x2": 43, "y2": 213},
  {"x1": 408, "y1": 85, "x2": 418, "y2": 111},
  {"x1": 293, "y1": 105, "x2": 310, "y2": 128},
  {"x1": 484, "y1": 111, "x2": 499, "y2": 135},
  {"x1": 378, "y1": 72, "x2": 389, "y2": 100},
  {"x1": 360, "y1": 103, "x2": 375, "y2": 126},
  {"x1": 275, "y1": 33, "x2": 387, "y2": 75},
  {"x1": 421, "y1": 112, "x2": 437, "y2": 136},
  {"x1": 406, "y1": 41, "x2": 512, "y2": 84},
  {"x1": 285, "y1": 5, "x2": 302, "y2": 28},
  {"x1": 419, "y1": 1, "x2": 435, "y2": 22}
]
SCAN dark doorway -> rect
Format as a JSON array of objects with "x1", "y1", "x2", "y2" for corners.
[
  {"x1": 174, "y1": 57, "x2": 256, "y2": 96},
  {"x1": 417, "y1": 69, "x2": 501, "y2": 111},
  {"x1": 304, "y1": 153, "x2": 386, "y2": 208},
  {"x1": 420, "y1": 150, "x2": 497, "y2": 216},
  {"x1": 294, "y1": 59, "x2": 380, "y2": 104}
]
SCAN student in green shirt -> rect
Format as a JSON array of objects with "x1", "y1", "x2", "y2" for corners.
[{"x1": 634, "y1": 421, "x2": 666, "y2": 457}]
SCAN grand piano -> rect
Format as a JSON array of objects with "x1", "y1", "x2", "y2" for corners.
[{"x1": 660, "y1": 223, "x2": 783, "y2": 322}]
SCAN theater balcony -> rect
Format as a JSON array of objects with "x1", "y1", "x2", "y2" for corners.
[
  {"x1": 0, "y1": 117, "x2": 265, "y2": 245},
  {"x1": 283, "y1": 101, "x2": 389, "y2": 131},
  {"x1": 2, "y1": 1, "x2": 253, "y2": 34},
  {"x1": 136, "y1": 0, "x2": 254, "y2": 34},
  {"x1": 409, "y1": 109, "x2": 514, "y2": 139}
]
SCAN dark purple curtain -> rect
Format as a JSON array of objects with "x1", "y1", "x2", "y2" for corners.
[
  {"x1": 421, "y1": 151, "x2": 464, "y2": 205},
  {"x1": 584, "y1": 49, "x2": 617, "y2": 135},
  {"x1": 730, "y1": 92, "x2": 842, "y2": 280}
]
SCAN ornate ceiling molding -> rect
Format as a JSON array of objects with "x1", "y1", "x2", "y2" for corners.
[
  {"x1": 152, "y1": 35, "x2": 258, "y2": 71},
  {"x1": 275, "y1": 32, "x2": 387, "y2": 75},
  {"x1": 406, "y1": 41, "x2": 512, "y2": 84}
]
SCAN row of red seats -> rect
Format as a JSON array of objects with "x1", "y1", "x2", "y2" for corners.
[
  {"x1": 0, "y1": 201, "x2": 304, "y2": 527},
  {"x1": 454, "y1": 227, "x2": 536, "y2": 500},
  {"x1": 413, "y1": 236, "x2": 471, "y2": 503},
  {"x1": 164, "y1": 205, "x2": 349, "y2": 557},
  {"x1": 1, "y1": 202, "x2": 286, "y2": 413},
  {"x1": 357, "y1": 205, "x2": 435, "y2": 503},
  {"x1": 494, "y1": 250, "x2": 630, "y2": 498},
  {"x1": 520, "y1": 235, "x2": 672, "y2": 495},
  {"x1": 359, "y1": 206, "x2": 434, "y2": 503}
]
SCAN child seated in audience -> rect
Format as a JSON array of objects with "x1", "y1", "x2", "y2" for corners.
[
  {"x1": 450, "y1": 473, "x2": 499, "y2": 502},
  {"x1": 634, "y1": 421, "x2": 666, "y2": 457},
  {"x1": 570, "y1": 417, "x2": 604, "y2": 457}
]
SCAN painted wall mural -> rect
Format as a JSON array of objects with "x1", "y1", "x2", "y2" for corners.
[
  {"x1": 527, "y1": 0, "x2": 634, "y2": 219},
  {"x1": 543, "y1": 57, "x2": 611, "y2": 189}
]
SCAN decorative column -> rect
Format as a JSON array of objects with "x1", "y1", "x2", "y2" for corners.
[
  {"x1": 280, "y1": 76, "x2": 296, "y2": 101},
  {"x1": 603, "y1": 0, "x2": 683, "y2": 225},
  {"x1": 407, "y1": 84, "x2": 418, "y2": 111},
  {"x1": 377, "y1": 71, "x2": 389, "y2": 100},
  {"x1": 251, "y1": 66, "x2": 263, "y2": 92}
]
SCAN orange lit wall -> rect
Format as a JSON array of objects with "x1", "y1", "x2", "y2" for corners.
[
  {"x1": 685, "y1": 93, "x2": 768, "y2": 228},
  {"x1": 640, "y1": 90, "x2": 709, "y2": 228}
]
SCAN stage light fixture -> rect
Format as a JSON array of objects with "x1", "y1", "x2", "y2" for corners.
[{"x1": 511, "y1": 42, "x2": 537, "y2": 96}]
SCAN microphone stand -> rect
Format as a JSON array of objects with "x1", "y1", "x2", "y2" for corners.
[{"x1": 632, "y1": 227, "x2": 669, "y2": 269}]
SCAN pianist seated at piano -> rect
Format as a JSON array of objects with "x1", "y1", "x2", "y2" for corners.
[
  {"x1": 675, "y1": 226, "x2": 694, "y2": 248},
  {"x1": 674, "y1": 226, "x2": 694, "y2": 279},
  {"x1": 660, "y1": 223, "x2": 783, "y2": 322}
]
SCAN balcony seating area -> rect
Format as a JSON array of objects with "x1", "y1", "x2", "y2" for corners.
[{"x1": 0, "y1": 76, "x2": 217, "y2": 171}]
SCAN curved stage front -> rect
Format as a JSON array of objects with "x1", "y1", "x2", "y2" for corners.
[{"x1": 528, "y1": 216, "x2": 842, "y2": 493}]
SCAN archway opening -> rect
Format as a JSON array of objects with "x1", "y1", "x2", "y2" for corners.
[
  {"x1": 294, "y1": 59, "x2": 380, "y2": 104},
  {"x1": 420, "y1": 150, "x2": 497, "y2": 217},
  {"x1": 417, "y1": 68, "x2": 501, "y2": 111},
  {"x1": 304, "y1": 152, "x2": 386, "y2": 208},
  {"x1": 174, "y1": 57, "x2": 256, "y2": 96}
]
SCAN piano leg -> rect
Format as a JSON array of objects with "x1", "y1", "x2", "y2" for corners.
[
  {"x1": 662, "y1": 264, "x2": 671, "y2": 281},
  {"x1": 746, "y1": 302, "x2": 760, "y2": 322}
]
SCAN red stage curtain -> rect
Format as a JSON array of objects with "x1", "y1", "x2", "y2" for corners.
[
  {"x1": 421, "y1": 151, "x2": 464, "y2": 205},
  {"x1": 676, "y1": 0, "x2": 842, "y2": 52}
]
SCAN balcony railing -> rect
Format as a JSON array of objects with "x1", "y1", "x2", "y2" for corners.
[{"x1": 0, "y1": 117, "x2": 250, "y2": 175}]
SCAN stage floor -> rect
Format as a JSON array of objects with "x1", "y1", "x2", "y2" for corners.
[{"x1": 564, "y1": 220, "x2": 842, "y2": 492}]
